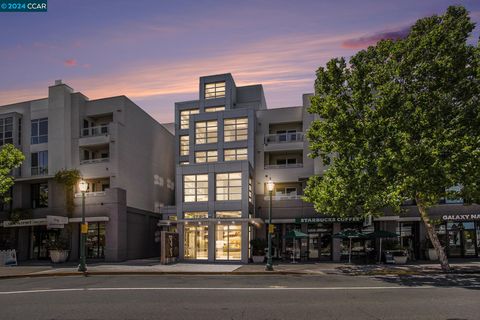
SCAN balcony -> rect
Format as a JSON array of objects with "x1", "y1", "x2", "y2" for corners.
[
  {"x1": 264, "y1": 163, "x2": 303, "y2": 169},
  {"x1": 31, "y1": 167, "x2": 48, "y2": 176},
  {"x1": 79, "y1": 124, "x2": 111, "y2": 147},
  {"x1": 82, "y1": 124, "x2": 109, "y2": 137},
  {"x1": 264, "y1": 194, "x2": 302, "y2": 201},
  {"x1": 74, "y1": 191, "x2": 107, "y2": 198},
  {"x1": 80, "y1": 157, "x2": 109, "y2": 165},
  {"x1": 75, "y1": 191, "x2": 107, "y2": 198},
  {"x1": 264, "y1": 132, "x2": 304, "y2": 152}
]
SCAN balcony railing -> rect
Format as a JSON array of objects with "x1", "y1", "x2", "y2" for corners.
[
  {"x1": 264, "y1": 163, "x2": 303, "y2": 169},
  {"x1": 31, "y1": 167, "x2": 48, "y2": 176},
  {"x1": 264, "y1": 132, "x2": 304, "y2": 144},
  {"x1": 74, "y1": 191, "x2": 107, "y2": 198},
  {"x1": 264, "y1": 194, "x2": 302, "y2": 201},
  {"x1": 81, "y1": 125, "x2": 109, "y2": 137},
  {"x1": 80, "y1": 157, "x2": 109, "y2": 165}
]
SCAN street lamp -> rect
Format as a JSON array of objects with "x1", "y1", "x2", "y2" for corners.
[
  {"x1": 78, "y1": 179, "x2": 88, "y2": 273},
  {"x1": 266, "y1": 178, "x2": 275, "y2": 271}
]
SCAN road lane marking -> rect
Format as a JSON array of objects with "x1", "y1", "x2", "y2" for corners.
[
  {"x1": 3, "y1": 285, "x2": 480, "y2": 295},
  {"x1": 0, "y1": 288, "x2": 84, "y2": 295}
]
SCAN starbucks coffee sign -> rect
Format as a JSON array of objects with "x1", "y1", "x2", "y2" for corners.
[
  {"x1": 295, "y1": 216, "x2": 362, "y2": 224},
  {"x1": 442, "y1": 214, "x2": 480, "y2": 221}
]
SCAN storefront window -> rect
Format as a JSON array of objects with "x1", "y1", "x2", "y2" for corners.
[
  {"x1": 184, "y1": 225, "x2": 208, "y2": 260},
  {"x1": 477, "y1": 223, "x2": 480, "y2": 257},
  {"x1": 446, "y1": 222, "x2": 477, "y2": 257},
  {"x1": 86, "y1": 222, "x2": 105, "y2": 259},
  {"x1": 31, "y1": 227, "x2": 59, "y2": 260},
  {"x1": 307, "y1": 223, "x2": 332, "y2": 260},
  {"x1": 215, "y1": 224, "x2": 242, "y2": 260}
]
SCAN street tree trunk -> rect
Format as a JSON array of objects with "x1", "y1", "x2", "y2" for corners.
[{"x1": 416, "y1": 197, "x2": 451, "y2": 272}]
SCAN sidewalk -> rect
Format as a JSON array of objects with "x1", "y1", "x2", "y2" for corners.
[{"x1": 1, "y1": 259, "x2": 479, "y2": 279}]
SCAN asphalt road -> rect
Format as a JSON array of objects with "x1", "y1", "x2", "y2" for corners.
[{"x1": 0, "y1": 273, "x2": 479, "y2": 320}]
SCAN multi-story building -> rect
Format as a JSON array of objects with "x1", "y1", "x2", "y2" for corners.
[
  {"x1": 164, "y1": 73, "x2": 480, "y2": 263},
  {"x1": 0, "y1": 80, "x2": 175, "y2": 262}
]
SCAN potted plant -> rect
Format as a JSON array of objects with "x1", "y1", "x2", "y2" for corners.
[
  {"x1": 392, "y1": 245, "x2": 408, "y2": 264},
  {"x1": 250, "y1": 239, "x2": 267, "y2": 263},
  {"x1": 47, "y1": 237, "x2": 70, "y2": 263},
  {"x1": 424, "y1": 239, "x2": 439, "y2": 261}
]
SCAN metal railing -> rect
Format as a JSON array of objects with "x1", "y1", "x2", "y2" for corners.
[
  {"x1": 80, "y1": 157, "x2": 109, "y2": 165},
  {"x1": 31, "y1": 167, "x2": 48, "y2": 176},
  {"x1": 264, "y1": 132, "x2": 304, "y2": 144},
  {"x1": 264, "y1": 163, "x2": 303, "y2": 169},
  {"x1": 74, "y1": 191, "x2": 107, "y2": 198},
  {"x1": 264, "y1": 194, "x2": 302, "y2": 201},
  {"x1": 81, "y1": 124, "x2": 110, "y2": 137}
]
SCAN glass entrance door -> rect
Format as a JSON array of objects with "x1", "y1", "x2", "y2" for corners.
[
  {"x1": 447, "y1": 229, "x2": 462, "y2": 257},
  {"x1": 184, "y1": 225, "x2": 208, "y2": 260},
  {"x1": 463, "y1": 230, "x2": 477, "y2": 257},
  {"x1": 308, "y1": 233, "x2": 319, "y2": 259},
  {"x1": 447, "y1": 222, "x2": 478, "y2": 258},
  {"x1": 31, "y1": 227, "x2": 58, "y2": 260}
]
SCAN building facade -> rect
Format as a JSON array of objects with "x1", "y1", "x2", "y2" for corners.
[
  {"x1": 163, "y1": 73, "x2": 480, "y2": 263},
  {"x1": 0, "y1": 80, "x2": 175, "y2": 262}
]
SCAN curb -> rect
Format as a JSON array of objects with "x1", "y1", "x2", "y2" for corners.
[
  {"x1": 0, "y1": 268, "x2": 478, "y2": 280},
  {"x1": 0, "y1": 270, "x2": 315, "y2": 280}
]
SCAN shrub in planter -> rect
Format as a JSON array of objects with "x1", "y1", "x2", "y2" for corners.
[
  {"x1": 47, "y1": 237, "x2": 70, "y2": 263},
  {"x1": 392, "y1": 246, "x2": 408, "y2": 264},
  {"x1": 250, "y1": 239, "x2": 267, "y2": 263}
]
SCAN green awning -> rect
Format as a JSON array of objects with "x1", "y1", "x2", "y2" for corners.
[{"x1": 285, "y1": 230, "x2": 309, "y2": 239}]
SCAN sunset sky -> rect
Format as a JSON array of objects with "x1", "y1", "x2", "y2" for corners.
[{"x1": 1, "y1": 0, "x2": 479, "y2": 123}]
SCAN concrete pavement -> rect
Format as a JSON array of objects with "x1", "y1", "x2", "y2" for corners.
[{"x1": 1, "y1": 259, "x2": 479, "y2": 279}]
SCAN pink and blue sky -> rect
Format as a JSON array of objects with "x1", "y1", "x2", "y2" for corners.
[{"x1": 0, "y1": 0, "x2": 479, "y2": 123}]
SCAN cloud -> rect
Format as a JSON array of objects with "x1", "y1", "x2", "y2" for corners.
[
  {"x1": 64, "y1": 59, "x2": 77, "y2": 67},
  {"x1": 341, "y1": 26, "x2": 411, "y2": 49},
  {"x1": 0, "y1": 31, "x2": 361, "y2": 121}
]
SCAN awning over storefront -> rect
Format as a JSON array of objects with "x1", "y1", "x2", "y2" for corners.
[
  {"x1": 3, "y1": 218, "x2": 48, "y2": 228},
  {"x1": 68, "y1": 216, "x2": 110, "y2": 223},
  {"x1": 3, "y1": 216, "x2": 109, "y2": 228}
]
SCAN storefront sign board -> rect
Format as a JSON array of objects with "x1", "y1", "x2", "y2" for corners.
[
  {"x1": 295, "y1": 217, "x2": 362, "y2": 224},
  {"x1": 442, "y1": 214, "x2": 480, "y2": 221}
]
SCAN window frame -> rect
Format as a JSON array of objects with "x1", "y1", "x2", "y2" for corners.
[
  {"x1": 205, "y1": 106, "x2": 225, "y2": 112},
  {"x1": 195, "y1": 150, "x2": 218, "y2": 163},
  {"x1": 183, "y1": 174, "x2": 209, "y2": 202},
  {"x1": 204, "y1": 82, "x2": 226, "y2": 99},
  {"x1": 31, "y1": 150, "x2": 48, "y2": 175},
  {"x1": 195, "y1": 120, "x2": 218, "y2": 144},
  {"x1": 224, "y1": 148, "x2": 248, "y2": 161},
  {"x1": 216, "y1": 172, "x2": 242, "y2": 201},
  {"x1": 0, "y1": 117, "x2": 14, "y2": 146},
  {"x1": 179, "y1": 109, "x2": 199, "y2": 130},
  {"x1": 31, "y1": 118, "x2": 48, "y2": 144},
  {"x1": 224, "y1": 118, "x2": 248, "y2": 142},
  {"x1": 184, "y1": 212, "x2": 209, "y2": 219},
  {"x1": 180, "y1": 135, "x2": 189, "y2": 156}
]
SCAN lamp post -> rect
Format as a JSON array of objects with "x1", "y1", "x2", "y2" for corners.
[
  {"x1": 266, "y1": 178, "x2": 275, "y2": 271},
  {"x1": 78, "y1": 179, "x2": 88, "y2": 273}
]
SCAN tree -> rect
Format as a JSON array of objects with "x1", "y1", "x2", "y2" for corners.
[
  {"x1": 0, "y1": 144, "x2": 25, "y2": 202},
  {"x1": 54, "y1": 169, "x2": 81, "y2": 216},
  {"x1": 304, "y1": 6, "x2": 480, "y2": 272}
]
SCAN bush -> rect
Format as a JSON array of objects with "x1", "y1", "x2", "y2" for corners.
[{"x1": 250, "y1": 239, "x2": 267, "y2": 255}]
